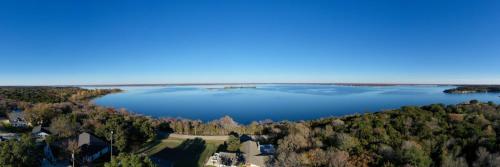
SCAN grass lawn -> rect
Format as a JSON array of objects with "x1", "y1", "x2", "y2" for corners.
[{"x1": 139, "y1": 134, "x2": 224, "y2": 167}]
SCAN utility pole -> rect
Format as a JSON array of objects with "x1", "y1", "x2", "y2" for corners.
[
  {"x1": 71, "y1": 150, "x2": 75, "y2": 167},
  {"x1": 110, "y1": 130, "x2": 113, "y2": 162}
]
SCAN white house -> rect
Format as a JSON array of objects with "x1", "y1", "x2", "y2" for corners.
[{"x1": 205, "y1": 152, "x2": 238, "y2": 167}]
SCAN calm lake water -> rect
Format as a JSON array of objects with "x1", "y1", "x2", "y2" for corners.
[{"x1": 91, "y1": 84, "x2": 500, "y2": 124}]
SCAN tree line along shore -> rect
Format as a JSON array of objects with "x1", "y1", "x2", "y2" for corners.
[
  {"x1": 0, "y1": 86, "x2": 500, "y2": 166},
  {"x1": 444, "y1": 85, "x2": 500, "y2": 94}
]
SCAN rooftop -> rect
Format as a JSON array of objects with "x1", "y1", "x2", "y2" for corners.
[
  {"x1": 32, "y1": 125, "x2": 52, "y2": 134},
  {"x1": 240, "y1": 141, "x2": 267, "y2": 167},
  {"x1": 78, "y1": 132, "x2": 106, "y2": 147},
  {"x1": 7, "y1": 111, "x2": 25, "y2": 121}
]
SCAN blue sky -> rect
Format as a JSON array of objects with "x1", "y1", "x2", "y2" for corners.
[{"x1": 1, "y1": 0, "x2": 499, "y2": 85}]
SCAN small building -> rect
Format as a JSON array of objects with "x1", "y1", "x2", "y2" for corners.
[
  {"x1": 7, "y1": 111, "x2": 28, "y2": 128},
  {"x1": 78, "y1": 132, "x2": 110, "y2": 163},
  {"x1": 32, "y1": 125, "x2": 51, "y2": 141},
  {"x1": 240, "y1": 141, "x2": 274, "y2": 167}
]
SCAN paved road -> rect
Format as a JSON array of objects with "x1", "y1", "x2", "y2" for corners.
[
  {"x1": 136, "y1": 132, "x2": 229, "y2": 156},
  {"x1": 167, "y1": 133, "x2": 229, "y2": 141}
]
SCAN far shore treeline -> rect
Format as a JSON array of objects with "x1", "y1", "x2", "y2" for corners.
[
  {"x1": 444, "y1": 85, "x2": 500, "y2": 94},
  {"x1": 1, "y1": 87, "x2": 500, "y2": 166}
]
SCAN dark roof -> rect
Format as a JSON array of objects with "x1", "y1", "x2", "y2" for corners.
[
  {"x1": 259, "y1": 144, "x2": 275, "y2": 155},
  {"x1": 32, "y1": 125, "x2": 51, "y2": 134},
  {"x1": 78, "y1": 133, "x2": 108, "y2": 158},
  {"x1": 239, "y1": 134, "x2": 253, "y2": 143}
]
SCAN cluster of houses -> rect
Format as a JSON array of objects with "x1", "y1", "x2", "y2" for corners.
[
  {"x1": 0, "y1": 110, "x2": 27, "y2": 142},
  {"x1": 38, "y1": 128, "x2": 111, "y2": 166},
  {"x1": 0, "y1": 110, "x2": 30, "y2": 128},
  {"x1": 32, "y1": 127, "x2": 111, "y2": 166},
  {"x1": 206, "y1": 135, "x2": 275, "y2": 167},
  {"x1": 34, "y1": 127, "x2": 111, "y2": 166},
  {"x1": 1, "y1": 111, "x2": 111, "y2": 167},
  {"x1": 1, "y1": 110, "x2": 276, "y2": 167}
]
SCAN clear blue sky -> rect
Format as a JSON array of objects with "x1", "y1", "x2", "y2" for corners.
[{"x1": 1, "y1": 0, "x2": 499, "y2": 85}]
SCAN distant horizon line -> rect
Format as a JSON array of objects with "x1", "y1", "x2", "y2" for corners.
[{"x1": 2, "y1": 82, "x2": 500, "y2": 87}]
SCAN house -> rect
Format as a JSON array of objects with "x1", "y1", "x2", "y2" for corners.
[
  {"x1": 48, "y1": 132, "x2": 109, "y2": 165},
  {"x1": 240, "y1": 141, "x2": 274, "y2": 167},
  {"x1": 32, "y1": 125, "x2": 51, "y2": 141},
  {"x1": 205, "y1": 152, "x2": 239, "y2": 167},
  {"x1": 240, "y1": 140, "x2": 266, "y2": 167},
  {"x1": 41, "y1": 143, "x2": 71, "y2": 167},
  {"x1": 7, "y1": 111, "x2": 28, "y2": 128},
  {"x1": 207, "y1": 137, "x2": 275, "y2": 167},
  {"x1": 78, "y1": 132, "x2": 110, "y2": 163}
]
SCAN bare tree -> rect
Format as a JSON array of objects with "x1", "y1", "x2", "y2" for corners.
[{"x1": 326, "y1": 148, "x2": 350, "y2": 167}]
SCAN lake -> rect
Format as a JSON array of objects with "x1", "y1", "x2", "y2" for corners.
[{"x1": 91, "y1": 84, "x2": 500, "y2": 124}]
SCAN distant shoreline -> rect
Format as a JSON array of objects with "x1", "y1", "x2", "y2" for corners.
[
  {"x1": 444, "y1": 85, "x2": 500, "y2": 94},
  {"x1": 62, "y1": 83, "x2": 459, "y2": 87},
  {"x1": 3, "y1": 83, "x2": 500, "y2": 87}
]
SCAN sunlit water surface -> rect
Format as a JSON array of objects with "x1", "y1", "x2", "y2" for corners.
[{"x1": 90, "y1": 85, "x2": 500, "y2": 124}]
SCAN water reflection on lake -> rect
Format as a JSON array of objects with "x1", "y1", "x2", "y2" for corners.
[{"x1": 90, "y1": 84, "x2": 500, "y2": 124}]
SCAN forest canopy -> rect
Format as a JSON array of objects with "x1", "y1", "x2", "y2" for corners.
[{"x1": 0, "y1": 86, "x2": 120, "y2": 103}]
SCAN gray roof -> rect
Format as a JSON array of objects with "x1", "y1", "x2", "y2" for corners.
[
  {"x1": 240, "y1": 141, "x2": 267, "y2": 167},
  {"x1": 219, "y1": 152, "x2": 237, "y2": 159},
  {"x1": 32, "y1": 125, "x2": 51, "y2": 134},
  {"x1": 7, "y1": 111, "x2": 25, "y2": 122},
  {"x1": 240, "y1": 141, "x2": 258, "y2": 155}
]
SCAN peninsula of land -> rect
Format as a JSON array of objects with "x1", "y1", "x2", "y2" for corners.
[{"x1": 444, "y1": 85, "x2": 500, "y2": 94}]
